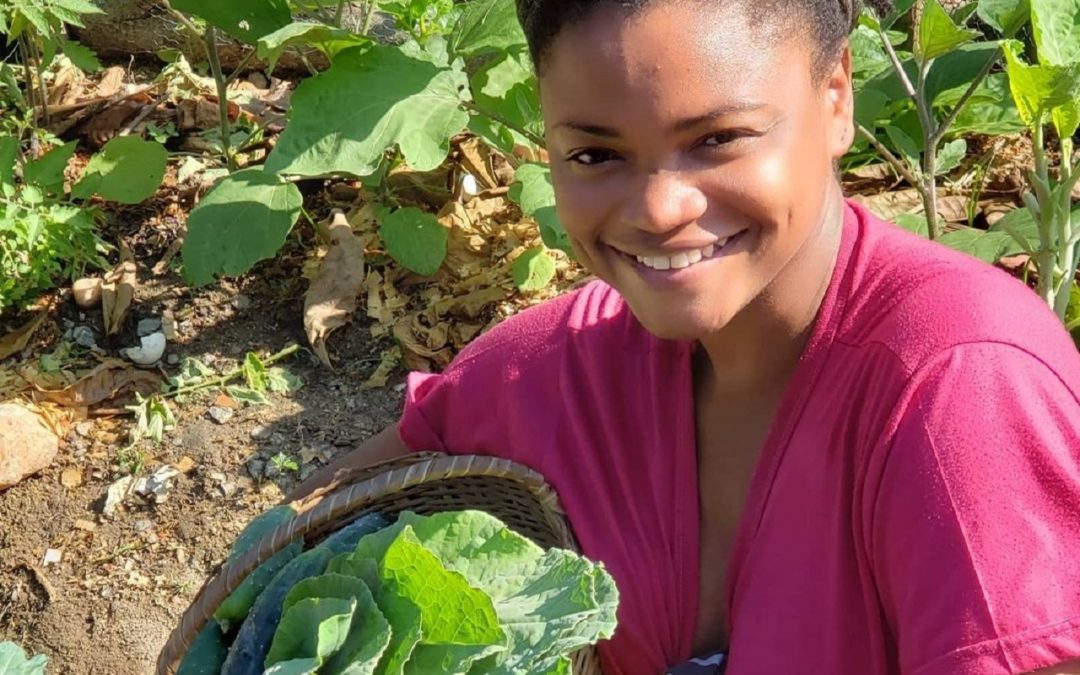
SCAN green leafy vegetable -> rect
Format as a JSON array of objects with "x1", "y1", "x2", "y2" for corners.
[
  {"x1": 916, "y1": 0, "x2": 981, "y2": 61},
  {"x1": 0, "y1": 642, "x2": 47, "y2": 675},
  {"x1": 72, "y1": 137, "x2": 168, "y2": 204}
]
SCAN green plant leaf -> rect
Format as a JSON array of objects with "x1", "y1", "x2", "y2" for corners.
[
  {"x1": 917, "y1": 0, "x2": 981, "y2": 61},
  {"x1": 0, "y1": 136, "x2": 18, "y2": 191},
  {"x1": 447, "y1": 0, "x2": 526, "y2": 58},
  {"x1": 468, "y1": 50, "x2": 542, "y2": 154},
  {"x1": 509, "y1": 164, "x2": 572, "y2": 255},
  {"x1": 257, "y1": 22, "x2": 369, "y2": 69},
  {"x1": 884, "y1": 125, "x2": 921, "y2": 168},
  {"x1": 937, "y1": 227, "x2": 1021, "y2": 262},
  {"x1": 266, "y1": 596, "x2": 357, "y2": 668},
  {"x1": 936, "y1": 138, "x2": 968, "y2": 174},
  {"x1": 265, "y1": 659, "x2": 320, "y2": 675},
  {"x1": 72, "y1": 137, "x2": 167, "y2": 204},
  {"x1": 266, "y1": 366, "x2": 303, "y2": 393},
  {"x1": 990, "y1": 204, "x2": 1038, "y2": 251},
  {"x1": 51, "y1": 0, "x2": 104, "y2": 19},
  {"x1": 226, "y1": 385, "x2": 271, "y2": 405},
  {"x1": 181, "y1": 168, "x2": 303, "y2": 286},
  {"x1": 873, "y1": 0, "x2": 917, "y2": 28},
  {"x1": 61, "y1": 40, "x2": 102, "y2": 72},
  {"x1": 977, "y1": 0, "x2": 1030, "y2": 35},
  {"x1": 1002, "y1": 40, "x2": 1080, "y2": 130},
  {"x1": 13, "y1": 1, "x2": 51, "y2": 37},
  {"x1": 0, "y1": 642, "x2": 47, "y2": 675},
  {"x1": 851, "y1": 24, "x2": 892, "y2": 83},
  {"x1": 894, "y1": 213, "x2": 930, "y2": 236},
  {"x1": 1030, "y1": 0, "x2": 1080, "y2": 65},
  {"x1": 23, "y1": 141, "x2": 77, "y2": 193},
  {"x1": 378, "y1": 207, "x2": 448, "y2": 276},
  {"x1": 512, "y1": 246, "x2": 556, "y2": 291},
  {"x1": 170, "y1": 0, "x2": 292, "y2": 44},
  {"x1": 265, "y1": 46, "x2": 470, "y2": 177},
  {"x1": 854, "y1": 88, "x2": 889, "y2": 128}
]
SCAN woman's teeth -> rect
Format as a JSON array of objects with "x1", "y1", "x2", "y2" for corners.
[{"x1": 635, "y1": 241, "x2": 723, "y2": 270}]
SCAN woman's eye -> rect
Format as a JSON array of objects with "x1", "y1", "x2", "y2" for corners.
[
  {"x1": 567, "y1": 149, "x2": 618, "y2": 166},
  {"x1": 700, "y1": 131, "x2": 741, "y2": 148}
]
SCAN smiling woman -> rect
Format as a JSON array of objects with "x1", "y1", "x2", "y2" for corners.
[{"x1": 298, "y1": 1, "x2": 1080, "y2": 674}]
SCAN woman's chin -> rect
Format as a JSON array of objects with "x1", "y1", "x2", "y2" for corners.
[{"x1": 629, "y1": 307, "x2": 730, "y2": 342}]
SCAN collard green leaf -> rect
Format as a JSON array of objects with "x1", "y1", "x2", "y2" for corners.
[
  {"x1": 1030, "y1": 0, "x2": 1080, "y2": 65},
  {"x1": 0, "y1": 642, "x2": 47, "y2": 675},
  {"x1": 977, "y1": 0, "x2": 1030, "y2": 35},
  {"x1": 23, "y1": 141, "x2": 77, "y2": 193},
  {"x1": 917, "y1": 0, "x2": 981, "y2": 61},
  {"x1": 177, "y1": 622, "x2": 229, "y2": 675},
  {"x1": 448, "y1": 0, "x2": 526, "y2": 58},
  {"x1": 170, "y1": 0, "x2": 292, "y2": 44},
  {"x1": 937, "y1": 227, "x2": 1021, "y2": 262},
  {"x1": 378, "y1": 207, "x2": 448, "y2": 276},
  {"x1": 266, "y1": 597, "x2": 356, "y2": 668},
  {"x1": 264, "y1": 659, "x2": 320, "y2": 675},
  {"x1": 181, "y1": 168, "x2": 303, "y2": 286},
  {"x1": 1002, "y1": 40, "x2": 1080, "y2": 130},
  {"x1": 309, "y1": 577, "x2": 392, "y2": 675},
  {"x1": 257, "y1": 22, "x2": 368, "y2": 69},
  {"x1": 61, "y1": 40, "x2": 102, "y2": 72},
  {"x1": 265, "y1": 46, "x2": 470, "y2": 177},
  {"x1": 509, "y1": 164, "x2": 572, "y2": 255},
  {"x1": 512, "y1": 246, "x2": 556, "y2": 291},
  {"x1": 72, "y1": 137, "x2": 167, "y2": 204}
]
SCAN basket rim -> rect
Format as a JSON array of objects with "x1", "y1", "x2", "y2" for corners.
[{"x1": 156, "y1": 452, "x2": 578, "y2": 675}]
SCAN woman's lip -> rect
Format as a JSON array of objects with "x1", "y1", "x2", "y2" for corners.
[
  {"x1": 611, "y1": 229, "x2": 748, "y2": 287},
  {"x1": 610, "y1": 230, "x2": 748, "y2": 268}
]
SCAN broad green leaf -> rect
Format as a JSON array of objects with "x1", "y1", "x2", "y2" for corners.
[
  {"x1": 1002, "y1": 40, "x2": 1080, "y2": 129},
  {"x1": 181, "y1": 168, "x2": 303, "y2": 286},
  {"x1": 378, "y1": 207, "x2": 448, "y2": 276},
  {"x1": 509, "y1": 164, "x2": 572, "y2": 255},
  {"x1": 61, "y1": 40, "x2": 102, "y2": 72},
  {"x1": 948, "y1": 73, "x2": 1026, "y2": 134},
  {"x1": 72, "y1": 137, "x2": 167, "y2": 204},
  {"x1": 990, "y1": 204, "x2": 1038, "y2": 251},
  {"x1": 265, "y1": 659, "x2": 320, "y2": 675},
  {"x1": 266, "y1": 597, "x2": 356, "y2": 668},
  {"x1": 292, "y1": 576, "x2": 392, "y2": 675},
  {"x1": 176, "y1": 622, "x2": 228, "y2": 675},
  {"x1": 266, "y1": 366, "x2": 303, "y2": 393},
  {"x1": 512, "y1": 246, "x2": 556, "y2": 291},
  {"x1": 926, "y1": 42, "x2": 1001, "y2": 106},
  {"x1": 884, "y1": 125, "x2": 921, "y2": 168},
  {"x1": 936, "y1": 138, "x2": 967, "y2": 175},
  {"x1": 854, "y1": 88, "x2": 889, "y2": 128},
  {"x1": 170, "y1": 0, "x2": 292, "y2": 44},
  {"x1": 0, "y1": 642, "x2": 47, "y2": 675},
  {"x1": 282, "y1": 574, "x2": 373, "y2": 615},
  {"x1": 242, "y1": 352, "x2": 269, "y2": 391},
  {"x1": 977, "y1": 0, "x2": 1030, "y2": 35},
  {"x1": 469, "y1": 50, "x2": 542, "y2": 154},
  {"x1": 1052, "y1": 99, "x2": 1080, "y2": 139},
  {"x1": 937, "y1": 227, "x2": 1021, "y2": 262},
  {"x1": 850, "y1": 24, "x2": 891, "y2": 83},
  {"x1": 917, "y1": 0, "x2": 981, "y2": 61},
  {"x1": 257, "y1": 22, "x2": 368, "y2": 69},
  {"x1": 23, "y1": 141, "x2": 77, "y2": 192},
  {"x1": 448, "y1": 0, "x2": 526, "y2": 58},
  {"x1": 0, "y1": 136, "x2": 18, "y2": 191},
  {"x1": 226, "y1": 385, "x2": 271, "y2": 405},
  {"x1": 894, "y1": 213, "x2": 930, "y2": 236},
  {"x1": 1030, "y1": 0, "x2": 1080, "y2": 65},
  {"x1": 51, "y1": 0, "x2": 103, "y2": 18},
  {"x1": 265, "y1": 46, "x2": 470, "y2": 177}
]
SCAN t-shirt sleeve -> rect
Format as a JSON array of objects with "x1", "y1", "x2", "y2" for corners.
[{"x1": 869, "y1": 342, "x2": 1080, "y2": 675}]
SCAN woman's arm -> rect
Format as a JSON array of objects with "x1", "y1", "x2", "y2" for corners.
[{"x1": 282, "y1": 424, "x2": 410, "y2": 502}]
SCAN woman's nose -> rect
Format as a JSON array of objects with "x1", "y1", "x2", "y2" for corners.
[{"x1": 626, "y1": 170, "x2": 708, "y2": 234}]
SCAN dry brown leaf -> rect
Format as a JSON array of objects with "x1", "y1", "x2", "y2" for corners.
[
  {"x1": 94, "y1": 67, "x2": 126, "y2": 99},
  {"x1": 849, "y1": 189, "x2": 924, "y2": 221},
  {"x1": 35, "y1": 360, "x2": 160, "y2": 407},
  {"x1": 458, "y1": 137, "x2": 500, "y2": 190},
  {"x1": 936, "y1": 195, "x2": 970, "y2": 223},
  {"x1": 0, "y1": 312, "x2": 49, "y2": 361},
  {"x1": 304, "y1": 210, "x2": 367, "y2": 367},
  {"x1": 213, "y1": 393, "x2": 239, "y2": 409},
  {"x1": 361, "y1": 346, "x2": 400, "y2": 389},
  {"x1": 434, "y1": 287, "x2": 508, "y2": 319},
  {"x1": 101, "y1": 245, "x2": 136, "y2": 336}
]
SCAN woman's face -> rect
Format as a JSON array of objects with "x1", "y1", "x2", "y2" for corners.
[{"x1": 538, "y1": 1, "x2": 854, "y2": 341}]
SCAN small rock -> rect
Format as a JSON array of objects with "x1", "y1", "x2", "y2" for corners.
[
  {"x1": 100, "y1": 586, "x2": 113, "y2": 599},
  {"x1": 0, "y1": 403, "x2": 60, "y2": 490},
  {"x1": 42, "y1": 548, "x2": 62, "y2": 565},
  {"x1": 331, "y1": 183, "x2": 360, "y2": 202},
  {"x1": 208, "y1": 406, "x2": 234, "y2": 424},
  {"x1": 75, "y1": 421, "x2": 94, "y2": 437},
  {"x1": 178, "y1": 320, "x2": 193, "y2": 335},
  {"x1": 219, "y1": 479, "x2": 238, "y2": 498},
  {"x1": 133, "y1": 519, "x2": 153, "y2": 533},
  {"x1": 246, "y1": 458, "x2": 265, "y2": 480},
  {"x1": 136, "y1": 318, "x2": 162, "y2": 336},
  {"x1": 72, "y1": 326, "x2": 97, "y2": 349},
  {"x1": 60, "y1": 468, "x2": 83, "y2": 487},
  {"x1": 74, "y1": 519, "x2": 97, "y2": 532},
  {"x1": 124, "y1": 332, "x2": 167, "y2": 365},
  {"x1": 166, "y1": 353, "x2": 181, "y2": 366},
  {"x1": 250, "y1": 425, "x2": 272, "y2": 441},
  {"x1": 246, "y1": 71, "x2": 269, "y2": 89},
  {"x1": 176, "y1": 548, "x2": 188, "y2": 565},
  {"x1": 232, "y1": 294, "x2": 252, "y2": 310}
]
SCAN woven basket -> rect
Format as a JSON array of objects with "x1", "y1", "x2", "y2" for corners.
[{"x1": 156, "y1": 452, "x2": 605, "y2": 675}]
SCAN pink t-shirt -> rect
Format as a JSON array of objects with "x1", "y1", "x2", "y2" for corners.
[{"x1": 398, "y1": 200, "x2": 1080, "y2": 675}]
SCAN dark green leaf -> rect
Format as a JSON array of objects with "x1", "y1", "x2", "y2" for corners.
[
  {"x1": 61, "y1": 40, "x2": 102, "y2": 71},
  {"x1": 977, "y1": 0, "x2": 1030, "y2": 35},
  {"x1": 926, "y1": 42, "x2": 1001, "y2": 105},
  {"x1": 265, "y1": 46, "x2": 470, "y2": 177},
  {"x1": 509, "y1": 164, "x2": 572, "y2": 255},
  {"x1": 378, "y1": 207, "x2": 448, "y2": 276},
  {"x1": 23, "y1": 141, "x2": 77, "y2": 192},
  {"x1": 265, "y1": 597, "x2": 356, "y2": 668},
  {"x1": 1030, "y1": 0, "x2": 1080, "y2": 66},
  {"x1": 181, "y1": 168, "x2": 303, "y2": 286},
  {"x1": 170, "y1": 0, "x2": 292, "y2": 44},
  {"x1": 854, "y1": 88, "x2": 889, "y2": 128},
  {"x1": 917, "y1": 0, "x2": 981, "y2": 61},
  {"x1": 256, "y1": 22, "x2": 368, "y2": 69},
  {"x1": 946, "y1": 73, "x2": 1026, "y2": 134},
  {"x1": 894, "y1": 213, "x2": 930, "y2": 236},
  {"x1": 884, "y1": 125, "x2": 921, "y2": 168},
  {"x1": 877, "y1": 0, "x2": 917, "y2": 28},
  {"x1": 448, "y1": 0, "x2": 526, "y2": 58},
  {"x1": 72, "y1": 137, "x2": 167, "y2": 204},
  {"x1": 851, "y1": 24, "x2": 892, "y2": 83},
  {"x1": 937, "y1": 227, "x2": 1021, "y2": 262},
  {"x1": 0, "y1": 136, "x2": 18, "y2": 191},
  {"x1": 512, "y1": 247, "x2": 556, "y2": 291}
]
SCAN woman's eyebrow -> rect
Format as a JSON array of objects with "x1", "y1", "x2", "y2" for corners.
[{"x1": 553, "y1": 102, "x2": 769, "y2": 138}]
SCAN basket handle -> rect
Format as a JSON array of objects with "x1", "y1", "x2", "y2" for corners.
[{"x1": 155, "y1": 453, "x2": 563, "y2": 675}]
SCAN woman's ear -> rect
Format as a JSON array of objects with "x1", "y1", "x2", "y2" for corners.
[{"x1": 825, "y1": 43, "x2": 855, "y2": 160}]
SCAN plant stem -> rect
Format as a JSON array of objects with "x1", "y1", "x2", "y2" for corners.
[
  {"x1": 26, "y1": 37, "x2": 50, "y2": 126},
  {"x1": 223, "y1": 50, "x2": 259, "y2": 87},
  {"x1": 929, "y1": 49, "x2": 998, "y2": 147},
  {"x1": 362, "y1": 1, "x2": 378, "y2": 35},
  {"x1": 334, "y1": 0, "x2": 347, "y2": 27},
  {"x1": 18, "y1": 38, "x2": 38, "y2": 124},
  {"x1": 855, "y1": 123, "x2": 920, "y2": 187},
  {"x1": 879, "y1": 27, "x2": 918, "y2": 101},
  {"x1": 204, "y1": 27, "x2": 236, "y2": 172},
  {"x1": 166, "y1": 344, "x2": 301, "y2": 399},
  {"x1": 461, "y1": 101, "x2": 547, "y2": 149},
  {"x1": 1032, "y1": 125, "x2": 1057, "y2": 308},
  {"x1": 916, "y1": 58, "x2": 940, "y2": 240}
]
